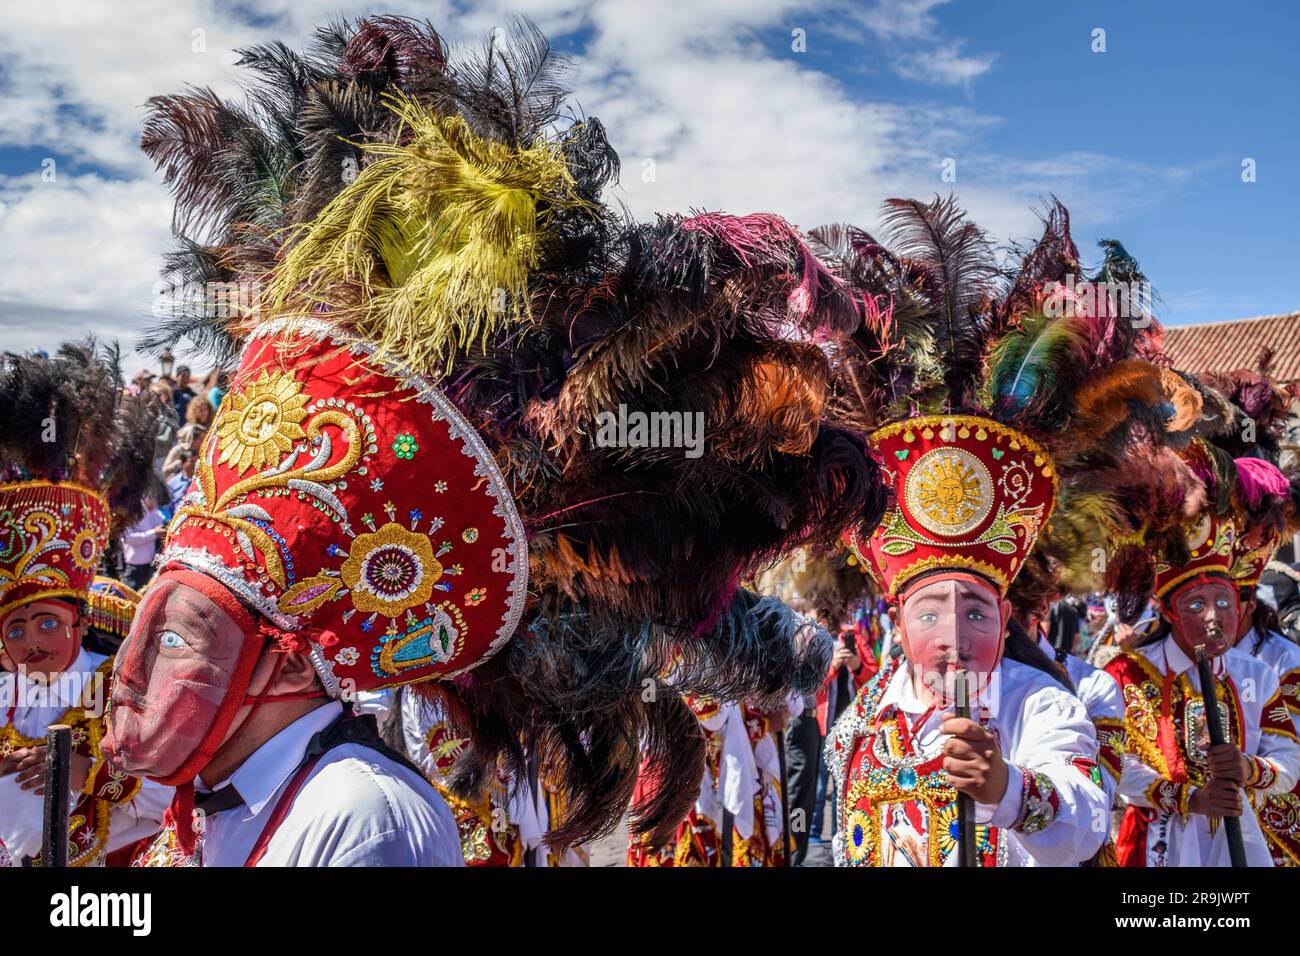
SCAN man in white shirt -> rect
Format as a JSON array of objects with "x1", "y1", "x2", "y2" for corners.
[
  {"x1": 104, "y1": 570, "x2": 463, "y2": 867},
  {"x1": 1, "y1": 600, "x2": 170, "y2": 865},
  {"x1": 189, "y1": 702, "x2": 460, "y2": 866},
  {"x1": 1231, "y1": 521, "x2": 1300, "y2": 865},
  {"x1": 826, "y1": 577, "x2": 1110, "y2": 866},
  {"x1": 0, "y1": 341, "x2": 172, "y2": 865},
  {"x1": 835, "y1": 414, "x2": 1110, "y2": 867},
  {"x1": 1107, "y1": 507, "x2": 1300, "y2": 867}
]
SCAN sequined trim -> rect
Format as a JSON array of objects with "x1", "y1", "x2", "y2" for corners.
[{"x1": 1010, "y1": 768, "x2": 1059, "y2": 834}]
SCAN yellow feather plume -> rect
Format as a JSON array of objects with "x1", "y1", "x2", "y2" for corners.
[
  {"x1": 1040, "y1": 489, "x2": 1122, "y2": 591},
  {"x1": 266, "y1": 93, "x2": 591, "y2": 376}
]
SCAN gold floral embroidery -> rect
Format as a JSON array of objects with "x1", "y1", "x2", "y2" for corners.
[
  {"x1": 176, "y1": 381, "x2": 373, "y2": 589},
  {"x1": 341, "y1": 523, "x2": 440, "y2": 616}
]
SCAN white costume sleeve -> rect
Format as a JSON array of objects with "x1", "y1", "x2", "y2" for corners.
[
  {"x1": 1250, "y1": 667, "x2": 1300, "y2": 796},
  {"x1": 106, "y1": 778, "x2": 174, "y2": 853},
  {"x1": 401, "y1": 688, "x2": 442, "y2": 779},
  {"x1": 1116, "y1": 752, "x2": 1165, "y2": 809},
  {"x1": 986, "y1": 684, "x2": 1109, "y2": 865},
  {"x1": 720, "y1": 703, "x2": 758, "y2": 839},
  {"x1": 1074, "y1": 666, "x2": 1126, "y2": 804}
]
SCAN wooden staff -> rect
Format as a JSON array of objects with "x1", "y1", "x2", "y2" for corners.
[
  {"x1": 41, "y1": 724, "x2": 72, "y2": 867},
  {"x1": 775, "y1": 728, "x2": 790, "y2": 867},
  {"x1": 720, "y1": 808, "x2": 734, "y2": 867},
  {"x1": 1195, "y1": 646, "x2": 1247, "y2": 868},
  {"x1": 954, "y1": 669, "x2": 977, "y2": 868}
]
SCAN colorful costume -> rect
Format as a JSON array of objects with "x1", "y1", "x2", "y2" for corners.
[
  {"x1": 1107, "y1": 444, "x2": 1300, "y2": 866},
  {"x1": 627, "y1": 696, "x2": 732, "y2": 867},
  {"x1": 818, "y1": 198, "x2": 1191, "y2": 866},
  {"x1": 1202, "y1": 356, "x2": 1300, "y2": 865},
  {"x1": 1035, "y1": 630, "x2": 1127, "y2": 802},
  {"x1": 628, "y1": 599, "x2": 831, "y2": 866},
  {"x1": 732, "y1": 696, "x2": 801, "y2": 866},
  {"x1": 402, "y1": 688, "x2": 530, "y2": 866},
  {"x1": 0, "y1": 343, "x2": 170, "y2": 865}
]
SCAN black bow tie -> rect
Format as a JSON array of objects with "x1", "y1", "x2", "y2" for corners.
[{"x1": 194, "y1": 784, "x2": 244, "y2": 815}]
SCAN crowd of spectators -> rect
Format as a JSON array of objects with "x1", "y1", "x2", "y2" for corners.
[{"x1": 112, "y1": 365, "x2": 226, "y2": 589}]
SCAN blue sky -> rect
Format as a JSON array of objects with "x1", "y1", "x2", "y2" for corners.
[{"x1": 0, "y1": 0, "x2": 1294, "y2": 369}]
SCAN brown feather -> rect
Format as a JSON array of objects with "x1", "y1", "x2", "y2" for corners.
[{"x1": 1158, "y1": 367, "x2": 1204, "y2": 433}]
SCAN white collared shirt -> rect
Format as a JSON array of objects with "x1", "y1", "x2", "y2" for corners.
[
  {"x1": 876, "y1": 659, "x2": 1040, "y2": 829},
  {"x1": 197, "y1": 702, "x2": 463, "y2": 867},
  {"x1": 828, "y1": 656, "x2": 1109, "y2": 866}
]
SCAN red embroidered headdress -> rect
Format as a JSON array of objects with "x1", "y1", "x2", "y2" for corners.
[
  {"x1": 847, "y1": 416, "x2": 1057, "y2": 598},
  {"x1": 0, "y1": 344, "x2": 157, "y2": 621},
  {"x1": 1143, "y1": 438, "x2": 1289, "y2": 603},
  {"x1": 0, "y1": 482, "x2": 111, "y2": 619},
  {"x1": 1194, "y1": 351, "x2": 1300, "y2": 593},
  {"x1": 1152, "y1": 507, "x2": 1236, "y2": 600},
  {"x1": 160, "y1": 325, "x2": 527, "y2": 691},
  {"x1": 134, "y1": 17, "x2": 869, "y2": 845}
]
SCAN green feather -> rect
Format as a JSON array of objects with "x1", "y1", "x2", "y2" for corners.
[{"x1": 981, "y1": 312, "x2": 1085, "y2": 427}]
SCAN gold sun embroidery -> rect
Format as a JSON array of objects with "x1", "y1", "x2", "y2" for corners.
[
  {"x1": 904, "y1": 447, "x2": 993, "y2": 536},
  {"x1": 215, "y1": 369, "x2": 310, "y2": 474}
]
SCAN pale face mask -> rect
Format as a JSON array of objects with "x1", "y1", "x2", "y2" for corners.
[{"x1": 896, "y1": 573, "x2": 1008, "y2": 707}]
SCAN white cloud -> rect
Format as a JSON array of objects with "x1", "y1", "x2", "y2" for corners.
[
  {"x1": 895, "y1": 42, "x2": 998, "y2": 87},
  {"x1": 0, "y1": 0, "x2": 1202, "y2": 368},
  {"x1": 0, "y1": 171, "x2": 172, "y2": 370},
  {"x1": 851, "y1": 0, "x2": 953, "y2": 41}
]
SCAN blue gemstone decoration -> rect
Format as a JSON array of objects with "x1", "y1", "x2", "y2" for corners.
[
  {"x1": 949, "y1": 820, "x2": 960, "y2": 840},
  {"x1": 898, "y1": 767, "x2": 917, "y2": 791},
  {"x1": 853, "y1": 825, "x2": 864, "y2": 847}
]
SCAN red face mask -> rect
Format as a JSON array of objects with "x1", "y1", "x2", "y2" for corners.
[
  {"x1": 896, "y1": 572, "x2": 1008, "y2": 706},
  {"x1": 1165, "y1": 575, "x2": 1241, "y2": 661},
  {"x1": 103, "y1": 569, "x2": 264, "y2": 786}
]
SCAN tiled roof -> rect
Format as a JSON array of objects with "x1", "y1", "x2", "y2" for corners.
[{"x1": 1162, "y1": 313, "x2": 1300, "y2": 383}]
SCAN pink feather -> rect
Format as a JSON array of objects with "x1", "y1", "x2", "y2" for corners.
[
  {"x1": 680, "y1": 211, "x2": 842, "y2": 321},
  {"x1": 1234, "y1": 457, "x2": 1289, "y2": 508}
]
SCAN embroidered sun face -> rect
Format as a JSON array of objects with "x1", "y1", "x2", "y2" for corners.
[
  {"x1": 216, "y1": 369, "x2": 310, "y2": 474},
  {"x1": 341, "y1": 522, "x2": 440, "y2": 617},
  {"x1": 904, "y1": 447, "x2": 993, "y2": 537}
]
